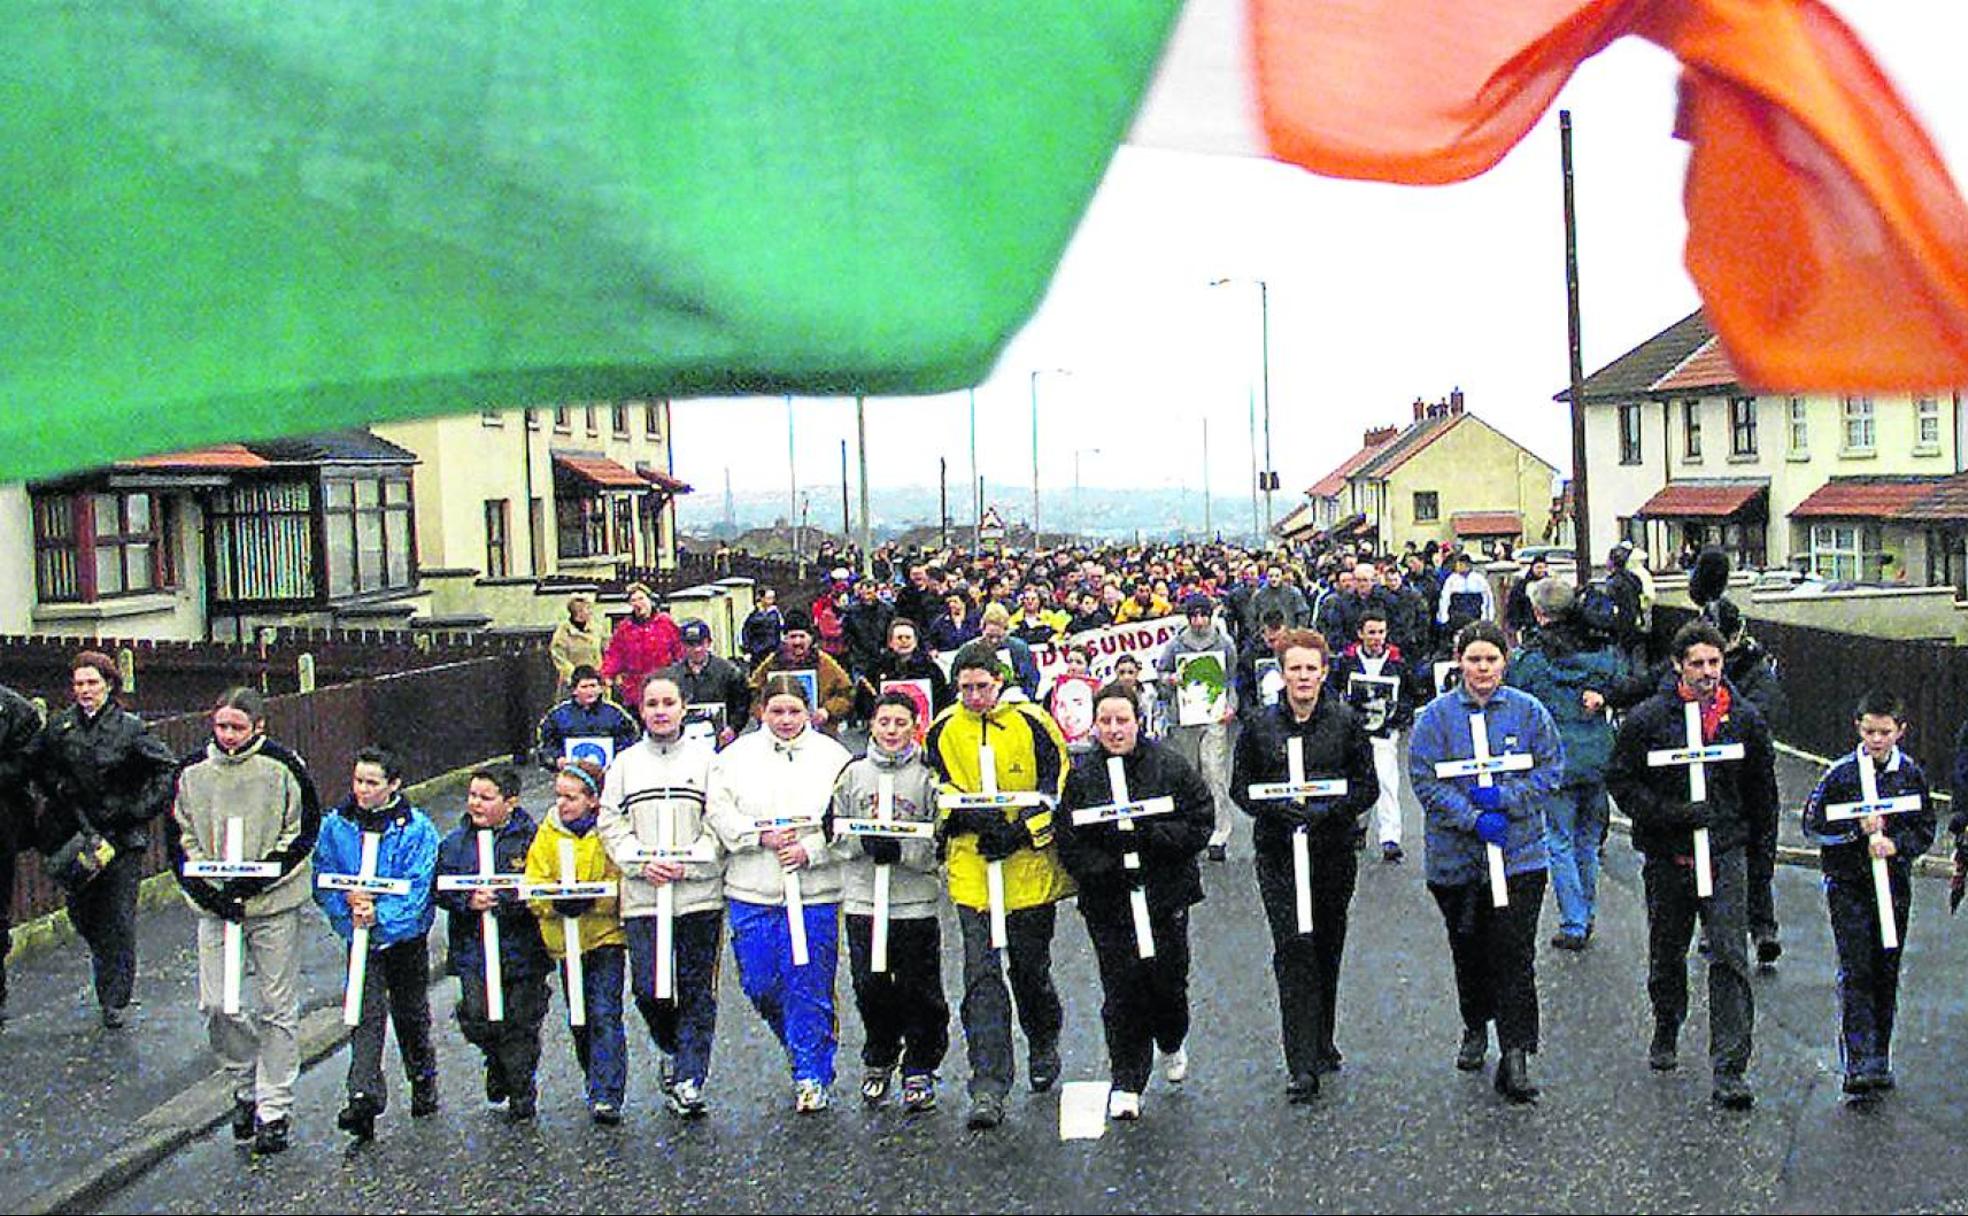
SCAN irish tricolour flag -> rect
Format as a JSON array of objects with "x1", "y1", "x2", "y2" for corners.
[{"x1": 7, "y1": 0, "x2": 1968, "y2": 482}]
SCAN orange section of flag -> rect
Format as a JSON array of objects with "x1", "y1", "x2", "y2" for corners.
[{"x1": 1250, "y1": 0, "x2": 1968, "y2": 390}]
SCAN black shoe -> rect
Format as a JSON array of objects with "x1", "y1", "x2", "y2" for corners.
[
  {"x1": 337, "y1": 1094, "x2": 382, "y2": 1141},
  {"x1": 966, "y1": 1092, "x2": 1006, "y2": 1129},
  {"x1": 1495, "y1": 1050, "x2": 1539, "y2": 1103},
  {"x1": 1648, "y1": 1026, "x2": 1679, "y2": 1072},
  {"x1": 1712, "y1": 1074, "x2": 1755, "y2": 1110},
  {"x1": 1842, "y1": 1071, "x2": 1871, "y2": 1096},
  {"x1": 1029, "y1": 1044, "x2": 1061, "y2": 1094},
  {"x1": 231, "y1": 1097, "x2": 258, "y2": 1142},
  {"x1": 507, "y1": 1092, "x2": 538, "y2": 1123},
  {"x1": 100, "y1": 1005, "x2": 126, "y2": 1030},
  {"x1": 1550, "y1": 931, "x2": 1588, "y2": 952},
  {"x1": 485, "y1": 1061, "x2": 509, "y2": 1106},
  {"x1": 591, "y1": 1102, "x2": 623, "y2": 1125},
  {"x1": 252, "y1": 1118, "x2": 290, "y2": 1155},
  {"x1": 1381, "y1": 842, "x2": 1404, "y2": 864},
  {"x1": 1206, "y1": 844, "x2": 1228, "y2": 862},
  {"x1": 1456, "y1": 1026, "x2": 1488, "y2": 1072},
  {"x1": 1314, "y1": 1048, "x2": 1344, "y2": 1076},
  {"x1": 410, "y1": 1074, "x2": 440, "y2": 1118},
  {"x1": 1286, "y1": 1071, "x2": 1320, "y2": 1104},
  {"x1": 1755, "y1": 937, "x2": 1782, "y2": 969}
]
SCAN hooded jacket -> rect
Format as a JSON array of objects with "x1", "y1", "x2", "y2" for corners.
[
  {"x1": 525, "y1": 807, "x2": 625, "y2": 957},
  {"x1": 706, "y1": 725, "x2": 852, "y2": 905},
  {"x1": 435, "y1": 806, "x2": 552, "y2": 979},
  {"x1": 924, "y1": 698, "x2": 1074, "y2": 912},
  {"x1": 171, "y1": 734, "x2": 319, "y2": 920},
  {"x1": 1507, "y1": 624, "x2": 1625, "y2": 785},
  {"x1": 827, "y1": 742, "x2": 944, "y2": 919},
  {"x1": 313, "y1": 794, "x2": 439, "y2": 950},
  {"x1": 598, "y1": 732, "x2": 724, "y2": 919}
]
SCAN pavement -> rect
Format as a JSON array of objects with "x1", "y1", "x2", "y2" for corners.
[{"x1": 45, "y1": 736, "x2": 1968, "y2": 1215}]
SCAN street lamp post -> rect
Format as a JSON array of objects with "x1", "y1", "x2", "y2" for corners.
[
  {"x1": 1211, "y1": 277, "x2": 1274, "y2": 544},
  {"x1": 1029, "y1": 368, "x2": 1070, "y2": 551}
]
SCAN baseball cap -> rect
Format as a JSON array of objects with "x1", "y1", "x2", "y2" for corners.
[{"x1": 679, "y1": 620, "x2": 712, "y2": 644}]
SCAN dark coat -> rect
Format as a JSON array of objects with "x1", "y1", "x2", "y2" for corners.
[
  {"x1": 663, "y1": 652, "x2": 753, "y2": 727},
  {"x1": 32, "y1": 701, "x2": 179, "y2": 852},
  {"x1": 0, "y1": 685, "x2": 42, "y2": 856},
  {"x1": 1330, "y1": 644, "x2": 1420, "y2": 738},
  {"x1": 1056, "y1": 738, "x2": 1214, "y2": 917},
  {"x1": 1607, "y1": 681, "x2": 1778, "y2": 857},
  {"x1": 1802, "y1": 749, "x2": 1936, "y2": 881},
  {"x1": 435, "y1": 807, "x2": 553, "y2": 980},
  {"x1": 1230, "y1": 696, "x2": 1379, "y2": 855}
]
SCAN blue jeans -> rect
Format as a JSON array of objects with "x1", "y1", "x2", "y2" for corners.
[
  {"x1": 562, "y1": 944, "x2": 627, "y2": 1107},
  {"x1": 729, "y1": 900, "x2": 840, "y2": 1086},
  {"x1": 1542, "y1": 782, "x2": 1609, "y2": 937}
]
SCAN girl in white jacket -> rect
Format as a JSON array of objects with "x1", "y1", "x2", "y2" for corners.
[{"x1": 707, "y1": 674, "x2": 852, "y2": 1113}]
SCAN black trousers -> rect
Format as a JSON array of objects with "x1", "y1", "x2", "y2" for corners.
[
  {"x1": 346, "y1": 937, "x2": 437, "y2": 1106},
  {"x1": 69, "y1": 847, "x2": 143, "y2": 1010},
  {"x1": 1254, "y1": 843, "x2": 1357, "y2": 1077},
  {"x1": 1643, "y1": 847, "x2": 1752, "y2": 1077},
  {"x1": 846, "y1": 913, "x2": 950, "y2": 1077},
  {"x1": 628, "y1": 910, "x2": 724, "y2": 1087},
  {"x1": 1081, "y1": 899, "x2": 1192, "y2": 1094},
  {"x1": 1825, "y1": 862, "x2": 1911, "y2": 1074},
  {"x1": 1429, "y1": 869, "x2": 1546, "y2": 1053},
  {"x1": 956, "y1": 904, "x2": 1063, "y2": 1099},
  {"x1": 1746, "y1": 815, "x2": 1780, "y2": 945},
  {"x1": 455, "y1": 967, "x2": 550, "y2": 1102}
]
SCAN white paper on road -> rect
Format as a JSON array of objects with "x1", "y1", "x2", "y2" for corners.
[{"x1": 1058, "y1": 1080, "x2": 1113, "y2": 1141}]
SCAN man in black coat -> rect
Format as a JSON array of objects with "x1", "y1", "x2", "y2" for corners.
[
  {"x1": 661, "y1": 620, "x2": 753, "y2": 747},
  {"x1": 1608, "y1": 621, "x2": 1778, "y2": 1110},
  {"x1": 0, "y1": 684, "x2": 43, "y2": 1021}
]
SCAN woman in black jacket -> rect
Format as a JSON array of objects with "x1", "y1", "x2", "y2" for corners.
[
  {"x1": 1229, "y1": 628, "x2": 1378, "y2": 1102},
  {"x1": 1056, "y1": 683, "x2": 1214, "y2": 1121},
  {"x1": 33, "y1": 650, "x2": 181, "y2": 1027}
]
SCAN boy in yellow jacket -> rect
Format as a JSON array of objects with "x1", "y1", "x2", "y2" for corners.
[
  {"x1": 527, "y1": 759, "x2": 627, "y2": 1123},
  {"x1": 924, "y1": 642, "x2": 1073, "y2": 1130}
]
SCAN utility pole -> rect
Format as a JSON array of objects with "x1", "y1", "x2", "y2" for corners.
[
  {"x1": 1561, "y1": 110, "x2": 1594, "y2": 575},
  {"x1": 939, "y1": 457, "x2": 949, "y2": 550},
  {"x1": 1248, "y1": 388, "x2": 1261, "y2": 547},
  {"x1": 839, "y1": 438, "x2": 850, "y2": 542},
  {"x1": 1202, "y1": 417, "x2": 1213, "y2": 539},
  {"x1": 785, "y1": 395, "x2": 799, "y2": 564},
  {"x1": 855, "y1": 394, "x2": 872, "y2": 577}
]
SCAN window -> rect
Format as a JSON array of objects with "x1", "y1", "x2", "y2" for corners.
[
  {"x1": 524, "y1": 408, "x2": 540, "y2": 431},
  {"x1": 556, "y1": 494, "x2": 609, "y2": 560},
  {"x1": 323, "y1": 475, "x2": 415, "y2": 597},
  {"x1": 553, "y1": 404, "x2": 571, "y2": 432},
  {"x1": 484, "y1": 499, "x2": 510, "y2": 580},
  {"x1": 1682, "y1": 399, "x2": 1703, "y2": 461},
  {"x1": 1728, "y1": 396, "x2": 1757, "y2": 457},
  {"x1": 1618, "y1": 403, "x2": 1643, "y2": 465},
  {"x1": 584, "y1": 404, "x2": 599, "y2": 435},
  {"x1": 210, "y1": 481, "x2": 316, "y2": 603},
  {"x1": 1842, "y1": 396, "x2": 1875, "y2": 453},
  {"x1": 645, "y1": 399, "x2": 663, "y2": 439},
  {"x1": 1809, "y1": 522, "x2": 1883, "y2": 582},
  {"x1": 1413, "y1": 491, "x2": 1439, "y2": 522},
  {"x1": 31, "y1": 491, "x2": 176, "y2": 603},
  {"x1": 1916, "y1": 395, "x2": 1942, "y2": 452},
  {"x1": 610, "y1": 402, "x2": 630, "y2": 437},
  {"x1": 612, "y1": 495, "x2": 636, "y2": 557},
  {"x1": 1787, "y1": 396, "x2": 1809, "y2": 456},
  {"x1": 480, "y1": 408, "x2": 503, "y2": 427}
]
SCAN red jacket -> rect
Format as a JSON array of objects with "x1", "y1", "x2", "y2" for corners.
[{"x1": 600, "y1": 612, "x2": 682, "y2": 699}]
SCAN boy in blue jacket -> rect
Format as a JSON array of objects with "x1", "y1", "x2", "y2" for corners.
[
  {"x1": 434, "y1": 764, "x2": 552, "y2": 1121},
  {"x1": 315, "y1": 746, "x2": 441, "y2": 1140},
  {"x1": 1801, "y1": 691, "x2": 1936, "y2": 1096}
]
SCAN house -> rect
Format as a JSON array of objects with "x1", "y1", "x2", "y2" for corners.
[
  {"x1": 1, "y1": 432, "x2": 425, "y2": 641},
  {"x1": 1292, "y1": 391, "x2": 1557, "y2": 553},
  {"x1": 374, "y1": 401, "x2": 688, "y2": 587},
  {"x1": 1562, "y1": 309, "x2": 1965, "y2": 579}
]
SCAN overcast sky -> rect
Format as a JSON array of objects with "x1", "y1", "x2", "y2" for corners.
[{"x1": 673, "y1": 2, "x2": 1968, "y2": 523}]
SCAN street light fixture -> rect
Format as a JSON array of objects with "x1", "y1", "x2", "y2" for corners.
[
  {"x1": 1210, "y1": 277, "x2": 1274, "y2": 545},
  {"x1": 1029, "y1": 367, "x2": 1070, "y2": 551}
]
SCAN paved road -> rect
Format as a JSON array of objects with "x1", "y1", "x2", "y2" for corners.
[{"x1": 97, "y1": 748, "x2": 1968, "y2": 1215}]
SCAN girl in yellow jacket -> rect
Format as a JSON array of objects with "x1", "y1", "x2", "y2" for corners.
[{"x1": 527, "y1": 759, "x2": 628, "y2": 1123}]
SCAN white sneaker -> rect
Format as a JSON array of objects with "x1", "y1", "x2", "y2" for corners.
[
  {"x1": 794, "y1": 1079, "x2": 831, "y2": 1114},
  {"x1": 1108, "y1": 1090, "x2": 1141, "y2": 1121},
  {"x1": 1162, "y1": 1046, "x2": 1189, "y2": 1084}
]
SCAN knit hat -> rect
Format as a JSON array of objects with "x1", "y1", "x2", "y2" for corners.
[
  {"x1": 1182, "y1": 593, "x2": 1213, "y2": 616},
  {"x1": 782, "y1": 607, "x2": 814, "y2": 634}
]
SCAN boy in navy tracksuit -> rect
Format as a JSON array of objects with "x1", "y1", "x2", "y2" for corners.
[{"x1": 1801, "y1": 691, "x2": 1936, "y2": 1095}]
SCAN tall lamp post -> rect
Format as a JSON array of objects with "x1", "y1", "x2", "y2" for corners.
[
  {"x1": 1211, "y1": 277, "x2": 1274, "y2": 543},
  {"x1": 1029, "y1": 368, "x2": 1070, "y2": 551}
]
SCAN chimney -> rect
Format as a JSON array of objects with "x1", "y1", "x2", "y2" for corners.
[
  {"x1": 1412, "y1": 397, "x2": 1426, "y2": 422},
  {"x1": 1450, "y1": 386, "x2": 1465, "y2": 415},
  {"x1": 1365, "y1": 426, "x2": 1398, "y2": 447}
]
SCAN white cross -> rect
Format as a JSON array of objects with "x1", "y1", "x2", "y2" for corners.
[
  {"x1": 1825, "y1": 748, "x2": 1925, "y2": 950},
  {"x1": 523, "y1": 837, "x2": 615, "y2": 1026},
  {"x1": 939, "y1": 741, "x2": 1049, "y2": 949},
  {"x1": 623, "y1": 789, "x2": 715, "y2": 1000},
  {"x1": 1646, "y1": 701, "x2": 1746, "y2": 899},
  {"x1": 1068, "y1": 756, "x2": 1176, "y2": 958},
  {"x1": 1245, "y1": 736, "x2": 1349, "y2": 933},
  {"x1": 834, "y1": 772, "x2": 937, "y2": 973},
  {"x1": 752, "y1": 813, "x2": 824, "y2": 966},
  {"x1": 436, "y1": 829, "x2": 524, "y2": 1021},
  {"x1": 1433, "y1": 711, "x2": 1535, "y2": 908},
  {"x1": 182, "y1": 817, "x2": 281, "y2": 1016},
  {"x1": 316, "y1": 830, "x2": 414, "y2": 1027}
]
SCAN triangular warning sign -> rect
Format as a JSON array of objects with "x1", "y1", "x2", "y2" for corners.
[{"x1": 979, "y1": 506, "x2": 1006, "y2": 531}]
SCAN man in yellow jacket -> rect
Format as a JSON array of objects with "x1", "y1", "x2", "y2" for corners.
[
  {"x1": 527, "y1": 759, "x2": 628, "y2": 1124},
  {"x1": 925, "y1": 642, "x2": 1073, "y2": 1130}
]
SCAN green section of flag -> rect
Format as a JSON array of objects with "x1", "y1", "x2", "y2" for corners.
[{"x1": 0, "y1": 2, "x2": 1179, "y2": 481}]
